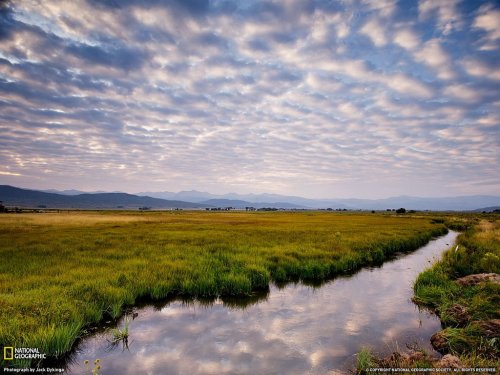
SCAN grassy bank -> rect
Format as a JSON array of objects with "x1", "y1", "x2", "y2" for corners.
[
  {"x1": 0, "y1": 211, "x2": 447, "y2": 364},
  {"x1": 413, "y1": 216, "x2": 499, "y2": 367}
]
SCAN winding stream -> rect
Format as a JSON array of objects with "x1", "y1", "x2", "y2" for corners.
[{"x1": 66, "y1": 230, "x2": 458, "y2": 375}]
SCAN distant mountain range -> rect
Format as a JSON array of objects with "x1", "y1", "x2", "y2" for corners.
[
  {"x1": 137, "y1": 190, "x2": 500, "y2": 211},
  {"x1": 0, "y1": 185, "x2": 498, "y2": 211},
  {"x1": 0, "y1": 185, "x2": 209, "y2": 209}
]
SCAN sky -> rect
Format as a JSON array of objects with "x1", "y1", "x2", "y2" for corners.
[{"x1": 0, "y1": 0, "x2": 499, "y2": 199}]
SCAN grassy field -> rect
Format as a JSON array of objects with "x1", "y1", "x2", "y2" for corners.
[
  {"x1": 413, "y1": 216, "x2": 499, "y2": 367},
  {"x1": 0, "y1": 210, "x2": 447, "y2": 364}
]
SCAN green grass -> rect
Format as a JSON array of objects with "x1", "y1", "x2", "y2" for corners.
[
  {"x1": 110, "y1": 317, "x2": 129, "y2": 343},
  {"x1": 356, "y1": 346, "x2": 375, "y2": 374},
  {"x1": 0, "y1": 210, "x2": 447, "y2": 364},
  {"x1": 413, "y1": 217, "x2": 499, "y2": 366}
]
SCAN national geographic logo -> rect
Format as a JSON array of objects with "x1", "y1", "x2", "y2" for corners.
[{"x1": 3, "y1": 347, "x2": 46, "y2": 360}]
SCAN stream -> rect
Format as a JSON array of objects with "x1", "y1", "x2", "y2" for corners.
[{"x1": 65, "y1": 230, "x2": 458, "y2": 375}]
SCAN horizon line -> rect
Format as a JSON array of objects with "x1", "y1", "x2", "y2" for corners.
[{"x1": 2, "y1": 184, "x2": 499, "y2": 201}]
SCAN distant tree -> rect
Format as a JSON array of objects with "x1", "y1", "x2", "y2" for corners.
[{"x1": 396, "y1": 208, "x2": 406, "y2": 214}]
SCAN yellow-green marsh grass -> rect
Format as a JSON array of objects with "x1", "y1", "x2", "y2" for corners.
[
  {"x1": 414, "y1": 217, "x2": 499, "y2": 366},
  {"x1": 0, "y1": 210, "x2": 447, "y2": 362}
]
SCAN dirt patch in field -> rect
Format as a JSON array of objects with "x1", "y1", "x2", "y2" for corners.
[{"x1": 455, "y1": 273, "x2": 500, "y2": 286}]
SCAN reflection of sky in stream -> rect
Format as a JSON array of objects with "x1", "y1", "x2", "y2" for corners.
[{"x1": 67, "y1": 231, "x2": 457, "y2": 375}]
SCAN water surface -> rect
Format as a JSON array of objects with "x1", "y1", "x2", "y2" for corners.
[{"x1": 66, "y1": 231, "x2": 457, "y2": 375}]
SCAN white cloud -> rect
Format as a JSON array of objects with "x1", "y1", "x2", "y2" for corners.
[
  {"x1": 443, "y1": 84, "x2": 480, "y2": 102},
  {"x1": 418, "y1": 0, "x2": 462, "y2": 35},
  {"x1": 384, "y1": 73, "x2": 434, "y2": 98},
  {"x1": 473, "y1": 4, "x2": 500, "y2": 50},
  {"x1": 393, "y1": 28, "x2": 420, "y2": 51},
  {"x1": 359, "y1": 18, "x2": 387, "y2": 47},
  {"x1": 414, "y1": 38, "x2": 455, "y2": 80},
  {"x1": 309, "y1": 15, "x2": 330, "y2": 44},
  {"x1": 337, "y1": 102, "x2": 362, "y2": 119},
  {"x1": 335, "y1": 21, "x2": 350, "y2": 40},
  {"x1": 0, "y1": 171, "x2": 22, "y2": 176},
  {"x1": 310, "y1": 11, "x2": 350, "y2": 42},
  {"x1": 477, "y1": 113, "x2": 500, "y2": 128},
  {"x1": 362, "y1": 0, "x2": 398, "y2": 18},
  {"x1": 462, "y1": 58, "x2": 500, "y2": 80}
]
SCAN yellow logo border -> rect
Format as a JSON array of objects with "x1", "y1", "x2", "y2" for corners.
[{"x1": 4, "y1": 347, "x2": 14, "y2": 360}]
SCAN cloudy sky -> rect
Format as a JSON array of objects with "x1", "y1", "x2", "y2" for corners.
[{"x1": 0, "y1": 0, "x2": 499, "y2": 199}]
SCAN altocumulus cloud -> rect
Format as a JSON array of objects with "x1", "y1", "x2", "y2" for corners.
[{"x1": 0, "y1": 0, "x2": 498, "y2": 198}]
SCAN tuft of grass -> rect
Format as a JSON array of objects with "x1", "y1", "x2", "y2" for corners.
[
  {"x1": 110, "y1": 317, "x2": 130, "y2": 343},
  {"x1": 356, "y1": 346, "x2": 375, "y2": 374},
  {"x1": 28, "y1": 322, "x2": 83, "y2": 358}
]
